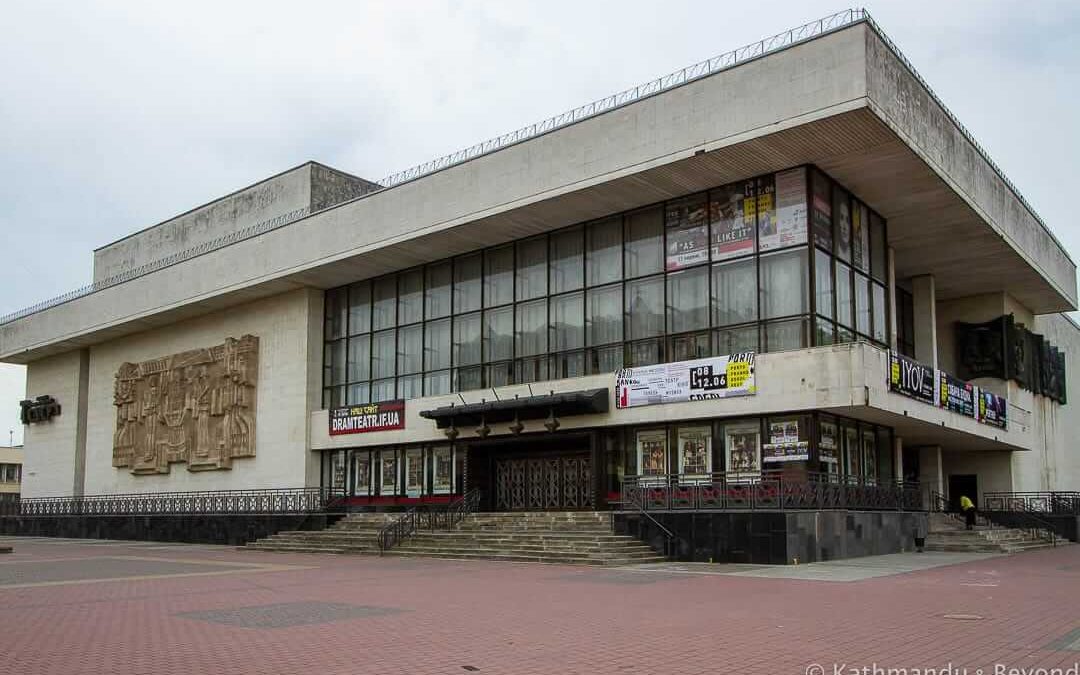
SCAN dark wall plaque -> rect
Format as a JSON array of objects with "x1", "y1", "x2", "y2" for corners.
[{"x1": 20, "y1": 395, "x2": 61, "y2": 424}]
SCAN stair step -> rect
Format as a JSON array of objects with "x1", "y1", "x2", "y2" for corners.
[{"x1": 385, "y1": 549, "x2": 666, "y2": 566}]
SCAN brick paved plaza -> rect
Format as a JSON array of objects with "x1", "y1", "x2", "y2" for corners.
[{"x1": 1, "y1": 537, "x2": 1079, "y2": 675}]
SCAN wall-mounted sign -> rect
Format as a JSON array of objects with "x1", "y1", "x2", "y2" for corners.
[
  {"x1": 615, "y1": 353, "x2": 756, "y2": 409},
  {"x1": 977, "y1": 391, "x2": 1008, "y2": 429},
  {"x1": 20, "y1": 395, "x2": 61, "y2": 424},
  {"x1": 763, "y1": 441, "x2": 809, "y2": 463},
  {"x1": 888, "y1": 352, "x2": 935, "y2": 405},
  {"x1": 889, "y1": 351, "x2": 1008, "y2": 431},
  {"x1": 938, "y1": 371, "x2": 976, "y2": 419},
  {"x1": 330, "y1": 400, "x2": 406, "y2": 435}
]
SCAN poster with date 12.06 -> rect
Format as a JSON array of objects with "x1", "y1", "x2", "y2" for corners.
[{"x1": 615, "y1": 353, "x2": 756, "y2": 409}]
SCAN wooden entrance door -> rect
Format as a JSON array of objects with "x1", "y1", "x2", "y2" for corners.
[{"x1": 495, "y1": 454, "x2": 593, "y2": 511}]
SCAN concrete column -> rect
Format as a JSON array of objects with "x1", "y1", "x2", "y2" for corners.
[
  {"x1": 887, "y1": 247, "x2": 898, "y2": 350},
  {"x1": 918, "y1": 445, "x2": 944, "y2": 510},
  {"x1": 911, "y1": 274, "x2": 938, "y2": 370},
  {"x1": 893, "y1": 435, "x2": 904, "y2": 483},
  {"x1": 72, "y1": 349, "x2": 90, "y2": 497}
]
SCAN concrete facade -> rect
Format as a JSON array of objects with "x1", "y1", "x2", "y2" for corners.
[{"x1": 1, "y1": 16, "x2": 1077, "y2": 503}]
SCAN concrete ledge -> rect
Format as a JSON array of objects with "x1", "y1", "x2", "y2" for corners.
[{"x1": 0, "y1": 513, "x2": 339, "y2": 547}]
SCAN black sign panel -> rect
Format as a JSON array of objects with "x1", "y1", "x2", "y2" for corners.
[
  {"x1": 938, "y1": 371, "x2": 976, "y2": 418},
  {"x1": 956, "y1": 316, "x2": 1007, "y2": 380},
  {"x1": 20, "y1": 395, "x2": 61, "y2": 424},
  {"x1": 888, "y1": 352, "x2": 935, "y2": 405}
]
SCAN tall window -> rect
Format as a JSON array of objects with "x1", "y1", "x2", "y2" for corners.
[{"x1": 323, "y1": 166, "x2": 888, "y2": 405}]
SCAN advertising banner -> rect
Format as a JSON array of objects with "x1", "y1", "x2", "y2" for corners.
[
  {"x1": 938, "y1": 371, "x2": 976, "y2": 419},
  {"x1": 762, "y1": 167, "x2": 808, "y2": 252},
  {"x1": 616, "y1": 353, "x2": 756, "y2": 409},
  {"x1": 977, "y1": 391, "x2": 1008, "y2": 429},
  {"x1": 665, "y1": 223, "x2": 709, "y2": 270},
  {"x1": 329, "y1": 400, "x2": 406, "y2": 435},
  {"x1": 888, "y1": 351, "x2": 935, "y2": 405},
  {"x1": 709, "y1": 182, "x2": 755, "y2": 261}
]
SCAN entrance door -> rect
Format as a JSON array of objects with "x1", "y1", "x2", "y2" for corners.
[
  {"x1": 948, "y1": 474, "x2": 978, "y2": 512},
  {"x1": 494, "y1": 454, "x2": 593, "y2": 511}
]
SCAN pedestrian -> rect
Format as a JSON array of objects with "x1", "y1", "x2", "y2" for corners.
[{"x1": 959, "y1": 494, "x2": 976, "y2": 530}]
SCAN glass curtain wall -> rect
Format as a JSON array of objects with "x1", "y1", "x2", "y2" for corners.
[{"x1": 323, "y1": 165, "x2": 889, "y2": 407}]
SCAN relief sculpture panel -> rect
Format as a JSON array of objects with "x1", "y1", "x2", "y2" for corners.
[{"x1": 112, "y1": 335, "x2": 259, "y2": 475}]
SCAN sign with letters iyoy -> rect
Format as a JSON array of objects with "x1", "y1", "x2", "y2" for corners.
[{"x1": 888, "y1": 352, "x2": 935, "y2": 405}]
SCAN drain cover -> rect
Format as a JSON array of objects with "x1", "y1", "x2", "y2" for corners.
[{"x1": 942, "y1": 614, "x2": 984, "y2": 621}]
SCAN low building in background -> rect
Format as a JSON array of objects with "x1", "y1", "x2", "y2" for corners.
[
  {"x1": 0, "y1": 445, "x2": 23, "y2": 497},
  {"x1": 1, "y1": 11, "x2": 1077, "y2": 553}
]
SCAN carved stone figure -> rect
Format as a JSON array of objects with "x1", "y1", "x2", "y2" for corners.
[{"x1": 112, "y1": 335, "x2": 259, "y2": 475}]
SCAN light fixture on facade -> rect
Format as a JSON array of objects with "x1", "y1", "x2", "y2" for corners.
[
  {"x1": 476, "y1": 414, "x2": 491, "y2": 438},
  {"x1": 509, "y1": 412, "x2": 524, "y2": 436},
  {"x1": 544, "y1": 408, "x2": 560, "y2": 433}
]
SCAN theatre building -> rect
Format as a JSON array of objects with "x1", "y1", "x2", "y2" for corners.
[{"x1": 3, "y1": 11, "x2": 1079, "y2": 561}]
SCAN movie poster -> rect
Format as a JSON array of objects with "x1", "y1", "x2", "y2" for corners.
[
  {"x1": 405, "y1": 449, "x2": 423, "y2": 497},
  {"x1": 637, "y1": 429, "x2": 669, "y2": 477},
  {"x1": 835, "y1": 189, "x2": 852, "y2": 261},
  {"x1": 665, "y1": 196, "x2": 709, "y2": 270},
  {"x1": 819, "y1": 420, "x2": 839, "y2": 464},
  {"x1": 710, "y1": 182, "x2": 755, "y2": 261},
  {"x1": 380, "y1": 453, "x2": 397, "y2": 492},
  {"x1": 811, "y1": 170, "x2": 833, "y2": 251},
  {"x1": 762, "y1": 168, "x2": 808, "y2": 252},
  {"x1": 353, "y1": 453, "x2": 371, "y2": 495},
  {"x1": 677, "y1": 426, "x2": 711, "y2": 476},
  {"x1": 862, "y1": 430, "x2": 878, "y2": 482},
  {"x1": 852, "y1": 201, "x2": 870, "y2": 272},
  {"x1": 756, "y1": 174, "x2": 776, "y2": 251},
  {"x1": 432, "y1": 446, "x2": 453, "y2": 493},
  {"x1": 725, "y1": 424, "x2": 761, "y2": 476}
]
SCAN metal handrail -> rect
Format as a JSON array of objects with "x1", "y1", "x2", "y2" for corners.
[
  {"x1": 614, "y1": 489, "x2": 678, "y2": 559},
  {"x1": 982, "y1": 503, "x2": 1058, "y2": 547},
  {"x1": 377, "y1": 488, "x2": 482, "y2": 554},
  {"x1": 984, "y1": 491, "x2": 1080, "y2": 515},
  {"x1": 620, "y1": 471, "x2": 922, "y2": 512}
]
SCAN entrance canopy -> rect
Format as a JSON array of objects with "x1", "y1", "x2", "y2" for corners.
[{"x1": 419, "y1": 388, "x2": 608, "y2": 429}]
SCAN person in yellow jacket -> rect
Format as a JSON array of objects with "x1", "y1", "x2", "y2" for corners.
[{"x1": 959, "y1": 494, "x2": 976, "y2": 530}]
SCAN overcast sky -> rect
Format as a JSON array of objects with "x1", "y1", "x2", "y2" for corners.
[{"x1": 1, "y1": 0, "x2": 1077, "y2": 446}]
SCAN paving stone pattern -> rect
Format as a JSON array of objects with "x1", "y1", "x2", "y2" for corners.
[{"x1": 1, "y1": 536, "x2": 1080, "y2": 675}]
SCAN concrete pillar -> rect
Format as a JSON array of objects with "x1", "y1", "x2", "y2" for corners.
[
  {"x1": 894, "y1": 435, "x2": 904, "y2": 483},
  {"x1": 887, "y1": 247, "x2": 898, "y2": 350},
  {"x1": 918, "y1": 445, "x2": 944, "y2": 510},
  {"x1": 72, "y1": 349, "x2": 90, "y2": 497},
  {"x1": 911, "y1": 274, "x2": 938, "y2": 369}
]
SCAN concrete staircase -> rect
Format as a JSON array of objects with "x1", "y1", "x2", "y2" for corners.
[
  {"x1": 244, "y1": 512, "x2": 396, "y2": 554},
  {"x1": 389, "y1": 512, "x2": 668, "y2": 566},
  {"x1": 245, "y1": 511, "x2": 668, "y2": 565},
  {"x1": 926, "y1": 513, "x2": 1063, "y2": 554}
]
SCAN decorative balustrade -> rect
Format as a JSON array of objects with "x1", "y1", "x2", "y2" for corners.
[
  {"x1": 12, "y1": 487, "x2": 346, "y2": 517},
  {"x1": 983, "y1": 491, "x2": 1080, "y2": 515},
  {"x1": 620, "y1": 471, "x2": 922, "y2": 512}
]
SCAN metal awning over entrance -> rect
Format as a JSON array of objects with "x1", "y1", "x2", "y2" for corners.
[{"x1": 419, "y1": 388, "x2": 608, "y2": 429}]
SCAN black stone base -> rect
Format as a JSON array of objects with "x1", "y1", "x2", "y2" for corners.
[
  {"x1": 614, "y1": 510, "x2": 928, "y2": 564},
  {"x1": 982, "y1": 511, "x2": 1079, "y2": 542},
  {"x1": 0, "y1": 513, "x2": 339, "y2": 546}
]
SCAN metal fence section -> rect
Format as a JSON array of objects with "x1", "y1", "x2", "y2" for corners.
[
  {"x1": 13, "y1": 487, "x2": 345, "y2": 516},
  {"x1": 620, "y1": 471, "x2": 923, "y2": 512},
  {"x1": 984, "y1": 491, "x2": 1080, "y2": 515}
]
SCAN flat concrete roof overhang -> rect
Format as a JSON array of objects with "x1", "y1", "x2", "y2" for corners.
[{"x1": 2, "y1": 21, "x2": 1073, "y2": 364}]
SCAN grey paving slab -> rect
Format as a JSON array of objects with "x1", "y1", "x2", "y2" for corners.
[
  {"x1": 618, "y1": 552, "x2": 1002, "y2": 582},
  {"x1": 175, "y1": 601, "x2": 404, "y2": 629},
  {"x1": 0, "y1": 556, "x2": 255, "y2": 586}
]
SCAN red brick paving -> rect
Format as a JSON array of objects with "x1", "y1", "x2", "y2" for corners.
[{"x1": 1, "y1": 539, "x2": 1079, "y2": 675}]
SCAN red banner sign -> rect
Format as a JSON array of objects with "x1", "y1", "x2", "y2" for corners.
[{"x1": 329, "y1": 400, "x2": 405, "y2": 435}]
